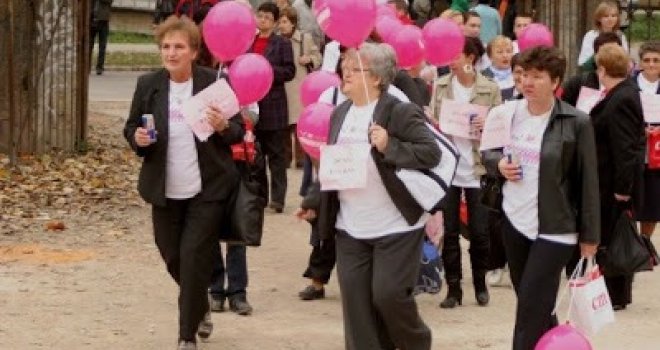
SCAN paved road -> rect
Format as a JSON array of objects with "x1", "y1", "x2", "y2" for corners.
[{"x1": 88, "y1": 70, "x2": 142, "y2": 102}]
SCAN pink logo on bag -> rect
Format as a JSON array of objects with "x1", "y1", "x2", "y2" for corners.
[{"x1": 592, "y1": 293, "x2": 609, "y2": 310}]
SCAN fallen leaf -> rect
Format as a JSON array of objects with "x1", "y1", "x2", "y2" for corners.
[{"x1": 45, "y1": 221, "x2": 66, "y2": 231}]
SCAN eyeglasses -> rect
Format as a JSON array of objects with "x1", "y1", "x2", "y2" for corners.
[{"x1": 642, "y1": 57, "x2": 660, "y2": 64}]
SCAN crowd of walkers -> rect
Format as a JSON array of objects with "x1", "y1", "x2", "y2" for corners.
[{"x1": 123, "y1": 1, "x2": 659, "y2": 349}]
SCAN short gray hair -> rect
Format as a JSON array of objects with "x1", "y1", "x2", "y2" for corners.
[{"x1": 347, "y1": 43, "x2": 397, "y2": 93}]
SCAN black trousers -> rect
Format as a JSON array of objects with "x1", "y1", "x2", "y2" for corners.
[
  {"x1": 488, "y1": 212, "x2": 507, "y2": 270},
  {"x1": 89, "y1": 20, "x2": 109, "y2": 71},
  {"x1": 255, "y1": 129, "x2": 288, "y2": 206},
  {"x1": 501, "y1": 216, "x2": 577, "y2": 350},
  {"x1": 209, "y1": 243, "x2": 248, "y2": 297},
  {"x1": 442, "y1": 186, "x2": 490, "y2": 282},
  {"x1": 303, "y1": 238, "x2": 336, "y2": 284},
  {"x1": 152, "y1": 196, "x2": 225, "y2": 341},
  {"x1": 336, "y1": 229, "x2": 431, "y2": 350}
]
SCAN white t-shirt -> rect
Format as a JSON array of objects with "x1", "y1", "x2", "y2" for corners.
[
  {"x1": 335, "y1": 101, "x2": 426, "y2": 239},
  {"x1": 166, "y1": 79, "x2": 202, "y2": 199},
  {"x1": 502, "y1": 100, "x2": 577, "y2": 245},
  {"x1": 450, "y1": 77, "x2": 481, "y2": 188},
  {"x1": 638, "y1": 73, "x2": 659, "y2": 94},
  {"x1": 578, "y1": 30, "x2": 629, "y2": 66}
]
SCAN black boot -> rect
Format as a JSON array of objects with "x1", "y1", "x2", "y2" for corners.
[
  {"x1": 473, "y1": 270, "x2": 490, "y2": 306},
  {"x1": 440, "y1": 280, "x2": 463, "y2": 308}
]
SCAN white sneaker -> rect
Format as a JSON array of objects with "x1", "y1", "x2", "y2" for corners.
[
  {"x1": 487, "y1": 268, "x2": 505, "y2": 286},
  {"x1": 178, "y1": 340, "x2": 197, "y2": 350}
]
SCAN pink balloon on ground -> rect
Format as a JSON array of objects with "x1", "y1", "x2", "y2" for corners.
[
  {"x1": 518, "y1": 23, "x2": 554, "y2": 52},
  {"x1": 297, "y1": 103, "x2": 334, "y2": 160},
  {"x1": 202, "y1": 1, "x2": 256, "y2": 63},
  {"x1": 422, "y1": 18, "x2": 465, "y2": 67},
  {"x1": 317, "y1": 0, "x2": 377, "y2": 48},
  {"x1": 300, "y1": 71, "x2": 341, "y2": 107},
  {"x1": 391, "y1": 25, "x2": 426, "y2": 69},
  {"x1": 534, "y1": 324, "x2": 592, "y2": 350},
  {"x1": 375, "y1": 15, "x2": 404, "y2": 44},
  {"x1": 228, "y1": 54, "x2": 274, "y2": 106}
]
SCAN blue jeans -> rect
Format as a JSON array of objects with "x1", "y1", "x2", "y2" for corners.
[{"x1": 209, "y1": 243, "x2": 248, "y2": 298}]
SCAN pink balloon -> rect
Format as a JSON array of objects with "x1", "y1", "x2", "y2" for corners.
[
  {"x1": 375, "y1": 16, "x2": 404, "y2": 44},
  {"x1": 300, "y1": 71, "x2": 341, "y2": 107},
  {"x1": 422, "y1": 18, "x2": 465, "y2": 67},
  {"x1": 228, "y1": 54, "x2": 274, "y2": 106},
  {"x1": 535, "y1": 324, "x2": 592, "y2": 350},
  {"x1": 297, "y1": 103, "x2": 334, "y2": 160},
  {"x1": 518, "y1": 23, "x2": 554, "y2": 52},
  {"x1": 391, "y1": 25, "x2": 426, "y2": 69},
  {"x1": 377, "y1": 4, "x2": 397, "y2": 18},
  {"x1": 202, "y1": 1, "x2": 256, "y2": 63},
  {"x1": 317, "y1": 0, "x2": 377, "y2": 48}
]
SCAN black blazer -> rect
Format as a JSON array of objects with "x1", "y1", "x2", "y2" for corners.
[
  {"x1": 123, "y1": 66, "x2": 245, "y2": 207},
  {"x1": 482, "y1": 99, "x2": 601, "y2": 244},
  {"x1": 251, "y1": 34, "x2": 296, "y2": 131},
  {"x1": 590, "y1": 79, "x2": 645, "y2": 200},
  {"x1": 316, "y1": 93, "x2": 441, "y2": 240}
]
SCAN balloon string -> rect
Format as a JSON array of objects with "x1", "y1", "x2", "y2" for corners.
[
  {"x1": 217, "y1": 63, "x2": 225, "y2": 80},
  {"x1": 356, "y1": 52, "x2": 372, "y2": 109}
]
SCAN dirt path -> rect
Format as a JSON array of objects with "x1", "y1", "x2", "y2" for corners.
[{"x1": 1, "y1": 98, "x2": 659, "y2": 350}]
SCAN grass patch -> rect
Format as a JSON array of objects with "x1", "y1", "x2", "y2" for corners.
[
  {"x1": 108, "y1": 31, "x2": 155, "y2": 44},
  {"x1": 628, "y1": 13, "x2": 660, "y2": 42},
  {"x1": 95, "y1": 52, "x2": 161, "y2": 67}
]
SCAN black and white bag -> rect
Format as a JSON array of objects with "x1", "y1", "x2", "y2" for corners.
[{"x1": 396, "y1": 122, "x2": 459, "y2": 213}]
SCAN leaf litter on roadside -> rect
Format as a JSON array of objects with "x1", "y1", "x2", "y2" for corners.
[{"x1": 0, "y1": 112, "x2": 143, "y2": 235}]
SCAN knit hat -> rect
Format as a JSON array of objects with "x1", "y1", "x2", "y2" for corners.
[{"x1": 450, "y1": 0, "x2": 470, "y2": 13}]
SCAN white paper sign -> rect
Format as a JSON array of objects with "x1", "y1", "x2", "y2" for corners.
[
  {"x1": 439, "y1": 99, "x2": 489, "y2": 139},
  {"x1": 182, "y1": 78, "x2": 240, "y2": 142},
  {"x1": 319, "y1": 143, "x2": 371, "y2": 191},
  {"x1": 479, "y1": 101, "x2": 516, "y2": 151},
  {"x1": 576, "y1": 86, "x2": 603, "y2": 114},
  {"x1": 640, "y1": 92, "x2": 660, "y2": 123}
]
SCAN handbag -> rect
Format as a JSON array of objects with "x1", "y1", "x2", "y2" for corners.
[
  {"x1": 395, "y1": 121, "x2": 459, "y2": 213},
  {"x1": 219, "y1": 118, "x2": 267, "y2": 246},
  {"x1": 480, "y1": 174, "x2": 504, "y2": 213},
  {"x1": 596, "y1": 208, "x2": 651, "y2": 277},
  {"x1": 647, "y1": 128, "x2": 660, "y2": 170},
  {"x1": 568, "y1": 258, "x2": 616, "y2": 335},
  {"x1": 413, "y1": 238, "x2": 443, "y2": 296}
]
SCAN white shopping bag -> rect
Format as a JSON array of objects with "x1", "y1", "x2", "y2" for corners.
[{"x1": 568, "y1": 259, "x2": 616, "y2": 335}]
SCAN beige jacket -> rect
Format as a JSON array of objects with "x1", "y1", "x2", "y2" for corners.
[
  {"x1": 285, "y1": 30, "x2": 322, "y2": 125},
  {"x1": 429, "y1": 72, "x2": 502, "y2": 176}
]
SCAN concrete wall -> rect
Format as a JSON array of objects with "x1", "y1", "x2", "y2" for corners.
[{"x1": 110, "y1": 7, "x2": 154, "y2": 34}]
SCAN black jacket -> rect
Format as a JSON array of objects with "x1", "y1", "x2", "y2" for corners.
[
  {"x1": 590, "y1": 79, "x2": 645, "y2": 200},
  {"x1": 312, "y1": 93, "x2": 441, "y2": 240},
  {"x1": 251, "y1": 34, "x2": 296, "y2": 131},
  {"x1": 482, "y1": 99, "x2": 601, "y2": 244},
  {"x1": 123, "y1": 66, "x2": 245, "y2": 207}
]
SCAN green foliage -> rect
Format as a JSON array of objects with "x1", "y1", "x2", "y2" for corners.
[
  {"x1": 108, "y1": 31, "x2": 154, "y2": 44},
  {"x1": 95, "y1": 52, "x2": 161, "y2": 67},
  {"x1": 628, "y1": 13, "x2": 660, "y2": 43}
]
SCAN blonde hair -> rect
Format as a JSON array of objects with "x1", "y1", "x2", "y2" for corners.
[
  {"x1": 595, "y1": 43, "x2": 630, "y2": 78},
  {"x1": 487, "y1": 35, "x2": 513, "y2": 57},
  {"x1": 593, "y1": 1, "x2": 620, "y2": 31},
  {"x1": 155, "y1": 15, "x2": 201, "y2": 52}
]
